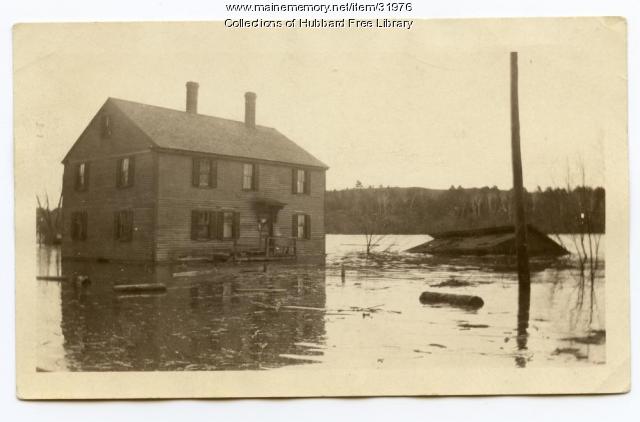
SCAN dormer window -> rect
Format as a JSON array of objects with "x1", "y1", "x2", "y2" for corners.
[
  {"x1": 75, "y1": 162, "x2": 89, "y2": 191},
  {"x1": 101, "y1": 114, "x2": 112, "y2": 138},
  {"x1": 292, "y1": 168, "x2": 310, "y2": 194},
  {"x1": 116, "y1": 156, "x2": 135, "y2": 188}
]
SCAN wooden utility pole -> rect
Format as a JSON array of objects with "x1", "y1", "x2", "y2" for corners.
[{"x1": 510, "y1": 52, "x2": 531, "y2": 337}]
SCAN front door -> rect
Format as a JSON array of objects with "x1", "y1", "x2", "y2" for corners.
[{"x1": 260, "y1": 210, "x2": 277, "y2": 255}]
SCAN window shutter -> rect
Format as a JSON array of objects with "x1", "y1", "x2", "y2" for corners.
[
  {"x1": 126, "y1": 210, "x2": 133, "y2": 241},
  {"x1": 114, "y1": 211, "x2": 120, "y2": 239},
  {"x1": 71, "y1": 213, "x2": 77, "y2": 240},
  {"x1": 208, "y1": 211, "x2": 217, "y2": 239},
  {"x1": 292, "y1": 168, "x2": 297, "y2": 194},
  {"x1": 292, "y1": 214, "x2": 298, "y2": 238},
  {"x1": 82, "y1": 211, "x2": 88, "y2": 240},
  {"x1": 233, "y1": 212, "x2": 240, "y2": 239},
  {"x1": 116, "y1": 159, "x2": 122, "y2": 187},
  {"x1": 129, "y1": 157, "x2": 135, "y2": 186},
  {"x1": 216, "y1": 211, "x2": 224, "y2": 240},
  {"x1": 304, "y1": 170, "x2": 311, "y2": 194},
  {"x1": 74, "y1": 164, "x2": 80, "y2": 190},
  {"x1": 305, "y1": 214, "x2": 311, "y2": 239},
  {"x1": 253, "y1": 164, "x2": 259, "y2": 190},
  {"x1": 190, "y1": 210, "x2": 199, "y2": 240},
  {"x1": 210, "y1": 159, "x2": 217, "y2": 188},
  {"x1": 192, "y1": 158, "x2": 200, "y2": 187}
]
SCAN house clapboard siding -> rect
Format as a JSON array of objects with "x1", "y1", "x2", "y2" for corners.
[
  {"x1": 155, "y1": 152, "x2": 325, "y2": 261},
  {"x1": 60, "y1": 84, "x2": 327, "y2": 262}
]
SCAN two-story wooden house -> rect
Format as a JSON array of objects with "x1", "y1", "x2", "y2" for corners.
[{"x1": 61, "y1": 82, "x2": 328, "y2": 262}]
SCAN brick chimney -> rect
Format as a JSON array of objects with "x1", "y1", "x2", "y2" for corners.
[
  {"x1": 244, "y1": 92, "x2": 256, "y2": 128},
  {"x1": 186, "y1": 81, "x2": 199, "y2": 114}
]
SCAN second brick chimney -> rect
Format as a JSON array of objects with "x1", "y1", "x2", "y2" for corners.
[
  {"x1": 186, "y1": 81, "x2": 199, "y2": 114},
  {"x1": 244, "y1": 92, "x2": 256, "y2": 129}
]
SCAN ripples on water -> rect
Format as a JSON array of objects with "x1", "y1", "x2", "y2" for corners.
[{"x1": 36, "y1": 234, "x2": 605, "y2": 372}]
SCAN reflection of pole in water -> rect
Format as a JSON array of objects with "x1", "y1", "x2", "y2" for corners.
[{"x1": 510, "y1": 52, "x2": 531, "y2": 366}]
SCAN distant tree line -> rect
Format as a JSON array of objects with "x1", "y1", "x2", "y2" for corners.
[{"x1": 326, "y1": 184, "x2": 605, "y2": 235}]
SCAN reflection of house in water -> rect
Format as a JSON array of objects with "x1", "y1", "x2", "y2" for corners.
[
  {"x1": 61, "y1": 82, "x2": 328, "y2": 262},
  {"x1": 58, "y1": 261, "x2": 327, "y2": 371}
]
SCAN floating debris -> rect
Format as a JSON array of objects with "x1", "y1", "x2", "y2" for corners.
[
  {"x1": 235, "y1": 288, "x2": 287, "y2": 293},
  {"x1": 36, "y1": 275, "x2": 68, "y2": 281},
  {"x1": 113, "y1": 283, "x2": 167, "y2": 293},
  {"x1": 458, "y1": 323, "x2": 490, "y2": 329},
  {"x1": 431, "y1": 278, "x2": 473, "y2": 288},
  {"x1": 419, "y1": 291, "x2": 484, "y2": 309},
  {"x1": 429, "y1": 343, "x2": 447, "y2": 349},
  {"x1": 561, "y1": 329, "x2": 606, "y2": 345},
  {"x1": 279, "y1": 354, "x2": 323, "y2": 362},
  {"x1": 552, "y1": 347, "x2": 588, "y2": 360},
  {"x1": 172, "y1": 269, "x2": 215, "y2": 278}
]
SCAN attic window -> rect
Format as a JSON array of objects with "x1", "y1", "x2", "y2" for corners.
[
  {"x1": 101, "y1": 114, "x2": 112, "y2": 138},
  {"x1": 75, "y1": 162, "x2": 89, "y2": 191}
]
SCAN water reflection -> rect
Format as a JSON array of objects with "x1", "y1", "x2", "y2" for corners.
[
  {"x1": 56, "y1": 260, "x2": 326, "y2": 371},
  {"x1": 36, "y1": 235, "x2": 605, "y2": 372}
]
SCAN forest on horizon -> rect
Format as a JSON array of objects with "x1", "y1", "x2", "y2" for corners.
[{"x1": 326, "y1": 184, "x2": 605, "y2": 235}]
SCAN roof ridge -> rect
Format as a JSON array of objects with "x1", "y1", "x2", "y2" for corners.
[{"x1": 107, "y1": 97, "x2": 277, "y2": 131}]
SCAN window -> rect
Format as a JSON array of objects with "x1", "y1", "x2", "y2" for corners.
[
  {"x1": 192, "y1": 157, "x2": 217, "y2": 188},
  {"x1": 292, "y1": 168, "x2": 310, "y2": 194},
  {"x1": 222, "y1": 212, "x2": 234, "y2": 239},
  {"x1": 116, "y1": 156, "x2": 135, "y2": 188},
  {"x1": 75, "y1": 162, "x2": 89, "y2": 191},
  {"x1": 191, "y1": 210, "x2": 240, "y2": 240},
  {"x1": 191, "y1": 210, "x2": 211, "y2": 240},
  {"x1": 242, "y1": 163, "x2": 259, "y2": 190},
  {"x1": 70, "y1": 211, "x2": 88, "y2": 241},
  {"x1": 114, "y1": 210, "x2": 134, "y2": 241},
  {"x1": 292, "y1": 213, "x2": 311, "y2": 240}
]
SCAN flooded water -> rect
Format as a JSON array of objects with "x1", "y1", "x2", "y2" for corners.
[{"x1": 36, "y1": 234, "x2": 605, "y2": 372}]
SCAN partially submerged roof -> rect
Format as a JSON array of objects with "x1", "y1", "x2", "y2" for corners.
[
  {"x1": 103, "y1": 98, "x2": 328, "y2": 169},
  {"x1": 406, "y1": 225, "x2": 569, "y2": 256}
]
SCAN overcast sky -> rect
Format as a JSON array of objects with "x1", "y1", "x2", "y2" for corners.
[{"x1": 14, "y1": 18, "x2": 625, "y2": 199}]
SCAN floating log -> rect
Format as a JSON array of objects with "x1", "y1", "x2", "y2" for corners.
[
  {"x1": 36, "y1": 275, "x2": 68, "y2": 281},
  {"x1": 172, "y1": 269, "x2": 215, "y2": 278},
  {"x1": 419, "y1": 291, "x2": 484, "y2": 309},
  {"x1": 235, "y1": 288, "x2": 287, "y2": 293},
  {"x1": 113, "y1": 283, "x2": 167, "y2": 293},
  {"x1": 251, "y1": 301, "x2": 325, "y2": 312}
]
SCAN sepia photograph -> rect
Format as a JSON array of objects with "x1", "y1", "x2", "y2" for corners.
[{"x1": 13, "y1": 16, "x2": 629, "y2": 399}]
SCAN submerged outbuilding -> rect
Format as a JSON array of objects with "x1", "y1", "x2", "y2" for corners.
[{"x1": 406, "y1": 225, "x2": 569, "y2": 257}]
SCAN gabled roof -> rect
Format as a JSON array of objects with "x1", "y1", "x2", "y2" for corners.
[
  {"x1": 108, "y1": 98, "x2": 328, "y2": 169},
  {"x1": 429, "y1": 224, "x2": 534, "y2": 239},
  {"x1": 406, "y1": 224, "x2": 569, "y2": 256}
]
